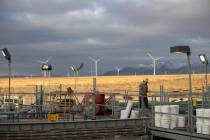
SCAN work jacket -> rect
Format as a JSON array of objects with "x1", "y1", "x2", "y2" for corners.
[{"x1": 139, "y1": 82, "x2": 148, "y2": 96}]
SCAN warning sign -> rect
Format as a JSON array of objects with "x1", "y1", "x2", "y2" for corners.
[{"x1": 48, "y1": 113, "x2": 59, "y2": 121}]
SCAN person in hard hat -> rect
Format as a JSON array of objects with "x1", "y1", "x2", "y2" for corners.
[{"x1": 139, "y1": 78, "x2": 149, "y2": 109}]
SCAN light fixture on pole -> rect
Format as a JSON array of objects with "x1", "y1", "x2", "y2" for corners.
[
  {"x1": 89, "y1": 57, "x2": 102, "y2": 77},
  {"x1": 170, "y1": 45, "x2": 193, "y2": 132},
  {"x1": 146, "y1": 52, "x2": 163, "y2": 75},
  {"x1": 1, "y1": 48, "x2": 12, "y2": 110},
  {"x1": 198, "y1": 53, "x2": 208, "y2": 107},
  {"x1": 37, "y1": 57, "x2": 52, "y2": 77}
]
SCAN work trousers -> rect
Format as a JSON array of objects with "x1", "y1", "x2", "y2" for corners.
[{"x1": 139, "y1": 96, "x2": 148, "y2": 109}]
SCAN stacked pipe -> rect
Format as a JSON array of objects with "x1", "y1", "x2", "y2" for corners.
[{"x1": 196, "y1": 108, "x2": 210, "y2": 135}]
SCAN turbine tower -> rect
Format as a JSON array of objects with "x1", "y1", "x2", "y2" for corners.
[
  {"x1": 89, "y1": 57, "x2": 102, "y2": 76},
  {"x1": 116, "y1": 66, "x2": 121, "y2": 76},
  {"x1": 146, "y1": 52, "x2": 163, "y2": 75}
]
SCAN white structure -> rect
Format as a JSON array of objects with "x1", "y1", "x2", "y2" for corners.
[
  {"x1": 116, "y1": 66, "x2": 121, "y2": 76},
  {"x1": 146, "y1": 52, "x2": 163, "y2": 75},
  {"x1": 196, "y1": 108, "x2": 210, "y2": 135},
  {"x1": 120, "y1": 101, "x2": 133, "y2": 119},
  {"x1": 89, "y1": 57, "x2": 102, "y2": 76}
]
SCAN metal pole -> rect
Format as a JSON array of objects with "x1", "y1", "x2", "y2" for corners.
[
  {"x1": 92, "y1": 77, "x2": 96, "y2": 119},
  {"x1": 8, "y1": 61, "x2": 11, "y2": 111},
  {"x1": 205, "y1": 64, "x2": 208, "y2": 92},
  {"x1": 74, "y1": 71, "x2": 76, "y2": 92},
  {"x1": 187, "y1": 54, "x2": 193, "y2": 132},
  {"x1": 153, "y1": 60, "x2": 155, "y2": 75},
  {"x1": 95, "y1": 62, "x2": 98, "y2": 76},
  {"x1": 59, "y1": 84, "x2": 62, "y2": 107},
  {"x1": 202, "y1": 85, "x2": 205, "y2": 108},
  {"x1": 35, "y1": 85, "x2": 38, "y2": 117}
]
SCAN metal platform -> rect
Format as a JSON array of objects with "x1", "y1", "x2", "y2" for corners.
[
  {"x1": 0, "y1": 118, "x2": 149, "y2": 139},
  {"x1": 149, "y1": 127, "x2": 210, "y2": 140}
]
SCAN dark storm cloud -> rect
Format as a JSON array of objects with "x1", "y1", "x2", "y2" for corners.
[{"x1": 0, "y1": 0, "x2": 209, "y2": 75}]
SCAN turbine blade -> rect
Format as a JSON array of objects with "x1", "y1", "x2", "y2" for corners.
[
  {"x1": 46, "y1": 57, "x2": 52, "y2": 63},
  {"x1": 89, "y1": 56, "x2": 96, "y2": 62},
  {"x1": 70, "y1": 66, "x2": 75, "y2": 71},
  {"x1": 146, "y1": 52, "x2": 154, "y2": 60},
  {"x1": 97, "y1": 57, "x2": 103, "y2": 62},
  {"x1": 37, "y1": 60, "x2": 45, "y2": 64},
  {"x1": 155, "y1": 57, "x2": 163, "y2": 61}
]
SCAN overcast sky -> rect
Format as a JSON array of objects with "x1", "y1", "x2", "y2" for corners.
[{"x1": 0, "y1": 0, "x2": 209, "y2": 76}]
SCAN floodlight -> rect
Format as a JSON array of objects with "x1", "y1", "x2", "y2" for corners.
[
  {"x1": 2, "y1": 48, "x2": 11, "y2": 62},
  {"x1": 76, "y1": 63, "x2": 84, "y2": 71},
  {"x1": 198, "y1": 54, "x2": 208, "y2": 65},
  {"x1": 42, "y1": 64, "x2": 52, "y2": 71},
  {"x1": 170, "y1": 46, "x2": 191, "y2": 55}
]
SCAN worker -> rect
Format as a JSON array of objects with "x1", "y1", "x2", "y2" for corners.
[{"x1": 139, "y1": 78, "x2": 149, "y2": 109}]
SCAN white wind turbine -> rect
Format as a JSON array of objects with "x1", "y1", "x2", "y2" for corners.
[
  {"x1": 89, "y1": 57, "x2": 102, "y2": 76},
  {"x1": 116, "y1": 66, "x2": 121, "y2": 76},
  {"x1": 146, "y1": 52, "x2": 163, "y2": 75}
]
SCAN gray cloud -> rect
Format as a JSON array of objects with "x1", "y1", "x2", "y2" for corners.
[{"x1": 0, "y1": 0, "x2": 209, "y2": 75}]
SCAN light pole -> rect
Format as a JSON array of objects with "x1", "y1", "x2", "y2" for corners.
[
  {"x1": 198, "y1": 54, "x2": 208, "y2": 108},
  {"x1": 1, "y1": 48, "x2": 12, "y2": 110},
  {"x1": 198, "y1": 54, "x2": 208, "y2": 91},
  {"x1": 170, "y1": 45, "x2": 193, "y2": 132}
]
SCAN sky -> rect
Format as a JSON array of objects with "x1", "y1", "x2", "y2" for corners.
[{"x1": 0, "y1": 0, "x2": 210, "y2": 76}]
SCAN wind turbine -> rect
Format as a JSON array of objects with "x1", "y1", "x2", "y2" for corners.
[
  {"x1": 70, "y1": 63, "x2": 84, "y2": 92},
  {"x1": 116, "y1": 66, "x2": 121, "y2": 76},
  {"x1": 146, "y1": 52, "x2": 163, "y2": 75},
  {"x1": 89, "y1": 57, "x2": 102, "y2": 76}
]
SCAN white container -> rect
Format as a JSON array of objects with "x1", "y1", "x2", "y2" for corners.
[
  {"x1": 177, "y1": 116, "x2": 185, "y2": 127},
  {"x1": 203, "y1": 109, "x2": 210, "y2": 124},
  {"x1": 204, "y1": 109, "x2": 210, "y2": 117},
  {"x1": 161, "y1": 114, "x2": 170, "y2": 128},
  {"x1": 125, "y1": 101, "x2": 133, "y2": 111},
  {"x1": 155, "y1": 119, "x2": 161, "y2": 127},
  {"x1": 196, "y1": 123, "x2": 202, "y2": 134},
  {"x1": 202, "y1": 125, "x2": 210, "y2": 135},
  {"x1": 155, "y1": 106, "x2": 161, "y2": 112},
  {"x1": 120, "y1": 110, "x2": 127, "y2": 119},
  {"x1": 120, "y1": 101, "x2": 133, "y2": 119},
  {"x1": 170, "y1": 115, "x2": 177, "y2": 129},
  {"x1": 161, "y1": 105, "x2": 170, "y2": 113},
  {"x1": 130, "y1": 110, "x2": 139, "y2": 119},
  {"x1": 196, "y1": 108, "x2": 205, "y2": 117},
  {"x1": 170, "y1": 105, "x2": 179, "y2": 114}
]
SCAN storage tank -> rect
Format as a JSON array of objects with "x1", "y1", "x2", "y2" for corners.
[{"x1": 95, "y1": 93, "x2": 105, "y2": 104}]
